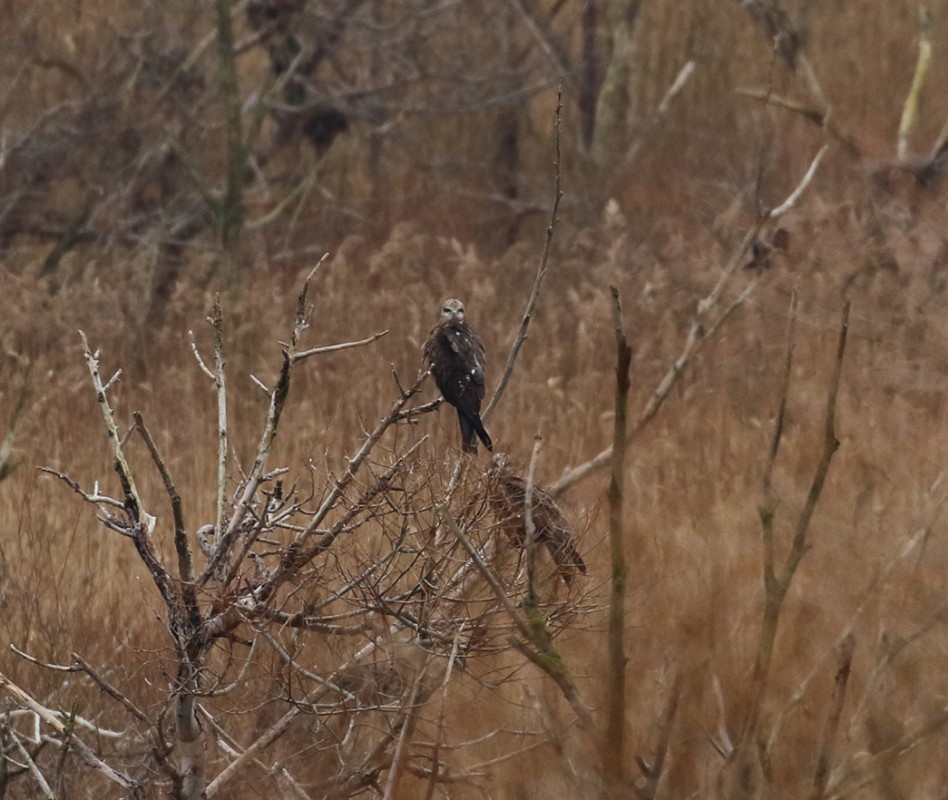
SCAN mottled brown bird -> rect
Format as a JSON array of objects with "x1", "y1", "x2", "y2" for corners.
[
  {"x1": 488, "y1": 454, "x2": 586, "y2": 581},
  {"x1": 424, "y1": 298, "x2": 492, "y2": 454}
]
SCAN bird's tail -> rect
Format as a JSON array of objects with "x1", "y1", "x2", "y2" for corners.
[
  {"x1": 459, "y1": 411, "x2": 493, "y2": 454},
  {"x1": 546, "y1": 536, "x2": 587, "y2": 579}
]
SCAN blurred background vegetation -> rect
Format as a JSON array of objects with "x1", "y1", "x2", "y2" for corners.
[{"x1": 4, "y1": 0, "x2": 948, "y2": 796}]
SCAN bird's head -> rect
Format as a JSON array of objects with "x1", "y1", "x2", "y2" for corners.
[
  {"x1": 488, "y1": 452, "x2": 514, "y2": 477},
  {"x1": 439, "y1": 298, "x2": 465, "y2": 324}
]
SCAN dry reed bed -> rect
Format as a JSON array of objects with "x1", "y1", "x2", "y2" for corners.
[{"x1": 3, "y1": 190, "x2": 948, "y2": 795}]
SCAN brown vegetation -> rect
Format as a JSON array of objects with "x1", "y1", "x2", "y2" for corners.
[{"x1": 4, "y1": 0, "x2": 948, "y2": 797}]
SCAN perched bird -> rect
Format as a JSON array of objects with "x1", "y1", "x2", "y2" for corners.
[
  {"x1": 423, "y1": 298, "x2": 492, "y2": 454},
  {"x1": 488, "y1": 454, "x2": 586, "y2": 581},
  {"x1": 744, "y1": 227, "x2": 790, "y2": 271}
]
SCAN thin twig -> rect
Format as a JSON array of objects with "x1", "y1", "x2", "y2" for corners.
[
  {"x1": 292, "y1": 330, "x2": 389, "y2": 362},
  {"x1": 437, "y1": 504, "x2": 531, "y2": 642},
  {"x1": 0, "y1": 671, "x2": 143, "y2": 796},
  {"x1": 134, "y1": 412, "x2": 198, "y2": 621},
  {"x1": 297, "y1": 372, "x2": 428, "y2": 539},
  {"x1": 382, "y1": 656, "x2": 432, "y2": 800},
  {"x1": 72, "y1": 652, "x2": 153, "y2": 727},
  {"x1": 211, "y1": 300, "x2": 228, "y2": 540},
  {"x1": 10, "y1": 731, "x2": 56, "y2": 800},
  {"x1": 424, "y1": 629, "x2": 462, "y2": 800},
  {"x1": 78, "y1": 332, "x2": 147, "y2": 528},
  {"x1": 78, "y1": 333, "x2": 173, "y2": 609},
  {"x1": 438, "y1": 504, "x2": 594, "y2": 730},
  {"x1": 744, "y1": 302, "x2": 850, "y2": 746},
  {"x1": 188, "y1": 330, "x2": 216, "y2": 380},
  {"x1": 197, "y1": 280, "x2": 312, "y2": 586},
  {"x1": 736, "y1": 88, "x2": 862, "y2": 161},
  {"x1": 523, "y1": 435, "x2": 543, "y2": 607},
  {"x1": 205, "y1": 635, "x2": 390, "y2": 796},
  {"x1": 768, "y1": 145, "x2": 828, "y2": 218},
  {"x1": 897, "y1": 9, "x2": 932, "y2": 161},
  {"x1": 619, "y1": 60, "x2": 695, "y2": 174},
  {"x1": 9, "y1": 644, "x2": 80, "y2": 671},
  {"x1": 808, "y1": 634, "x2": 855, "y2": 800},
  {"x1": 35, "y1": 468, "x2": 126, "y2": 511},
  {"x1": 636, "y1": 674, "x2": 682, "y2": 800},
  {"x1": 825, "y1": 706, "x2": 948, "y2": 799},
  {"x1": 394, "y1": 397, "x2": 444, "y2": 423},
  {"x1": 763, "y1": 292, "x2": 798, "y2": 498}
]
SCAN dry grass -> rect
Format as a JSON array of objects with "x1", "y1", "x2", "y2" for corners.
[
  {"x1": 4, "y1": 1, "x2": 948, "y2": 797},
  {"x1": 5, "y1": 176, "x2": 948, "y2": 796}
]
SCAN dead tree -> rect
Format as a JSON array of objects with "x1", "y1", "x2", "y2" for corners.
[{"x1": 2, "y1": 243, "x2": 598, "y2": 797}]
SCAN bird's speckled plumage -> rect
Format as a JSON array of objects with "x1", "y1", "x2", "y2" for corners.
[
  {"x1": 424, "y1": 298, "x2": 492, "y2": 454},
  {"x1": 488, "y1": 454, "x2": 586, "y2": 581}
]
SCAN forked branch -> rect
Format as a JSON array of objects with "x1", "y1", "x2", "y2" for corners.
[
  {"x1": 0, "y1": 671, "x2": 143, "y2": 797},
  {"x1": 744, "y1": 302, "x2": 850, "y2": 747}
]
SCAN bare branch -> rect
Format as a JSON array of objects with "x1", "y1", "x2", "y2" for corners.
[
  {"x1": 619, "y1": 60, "x2": 695, "y2": 174},
  {"x1": 779, "y1": 301, "x2": 849, "y2": 587},
  {"x1": 383, "y1": 656, "x2": 432, "y2": 800},
  {"x1": 0, "y1": 670, "x2": 144, "y2": 796},
  {"x1": 188, "y1": 330, "x2": 216, "y2": 380},
  {"x1": 10, "y1": 644, "x2": 80, "y2": 671},
  {"x1": 36, "y1": 467, "x2": 126, "y2": 512},
  {"x1": 736, "y1": 88, "x2": 862, "y2": 161},
  {"x1": 769, "y1": 145, "x2": 829, "y2": 218},
  {"x1": 10, "y1": 731, "x2": 56, "y2": 800},
  {"x1": 72, "y1": 652, "x2": 152, "y2": 727},
  {"x1": 763, "y1": 292, "x2": 797, "y2": 499},
  {"x1": 897, "y1": 9, "x2": 932, "y2": 161},
  {"x1": 78, "y1": 333, "x2": 173, "y2": 608},
  {"x1": 78, "y1": 332, "x2": 148, "y2": 530},
  {"x1": 206, "y1": 637, "x2": 389, "y2": 796},
  {"x1": 603, "y1": 285, "x2": 632, "y2": 788},
  {"x1": 636, "y1": 675, "x2": 682, "y2": 800},
  {"x1": 439, "y1": 503, "x2": 594, "y2": 730},
  {"x1": 296, "y1": 371, "x2": 428, "y2": 540},
  {"x1": 437, "y1": 503, "x2": 531, "y2": 642},
  {"x1": 522, "y1": 435, "x2": 543, "y2": 607},
  {"x1": 825, "y1": 706, "x2": 948, "y2": 799},
  {"x1": 743, "y1": 302, "x2": 850, "y2": 748},
  {"x1": 292, "y1": 329, "x2": 389, "y2": 362},
  {"x1": 134, "y1": 412, "x2": 198, "y2": 619},
  {"x1": 211, "y1": 301, "x2": 229, "y2": 539},
  {"x1": 550, "y1": 146, "x2": 828, "y2": 498},
  {"x1": 808, "y1": 634, "x2": 855, "y2": 800},
  {"x1": 394, "y1": 396, "x2": 444, "y2": 424}
]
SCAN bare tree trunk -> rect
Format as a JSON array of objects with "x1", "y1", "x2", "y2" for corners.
[
  {"x1": 590, "y1": 0, "x2": 644, "y2": 182},
  {"x1": 176, "y1": 690, "x2": 206, "y2": 800},
  {"x1": 215, "y1": 0, "x2": 245, "y2": 255},
  {"x1": 493, "y1": 5, "x2": 522, "y2": 248},
  {"x1": 579, "y1": 0, "x2": 603, "y2": 153},
  {"x1": 495, "y1": 105, "x2": 520, "y2": 247},
  {"x1": 602, "y1": 287, "x2": 632, "y2": 795}
]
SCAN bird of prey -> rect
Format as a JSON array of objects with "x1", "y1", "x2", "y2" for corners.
[
  {"x1": 423, "y1": 298, "x2": 492, "y2": 454},
  {"x1": 744, "y1": 227, "x2": 790, "y2": 271},
  {"x1": 488, "y1": 454, "x2": 586, "y2": 581}
]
